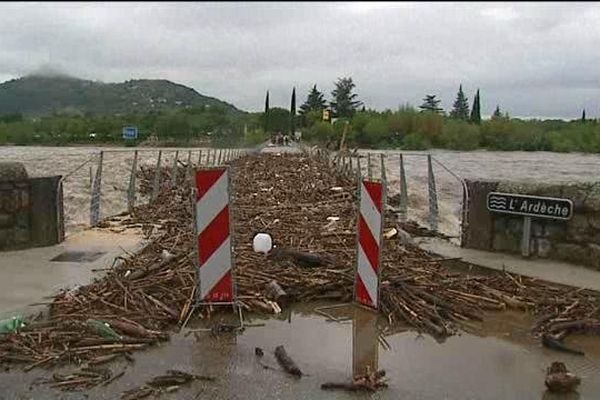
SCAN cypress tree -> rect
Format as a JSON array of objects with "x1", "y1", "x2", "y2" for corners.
[
  {"x1": 582, "y1": 109, "x2": 586, "y2": 122},
  {"x1": 470, "y1": 89, "x2": 481, "y2": 124},
  {"x1": 450, "y1": 84, "x2": 469, "y2": 120},
  {"x1": 290, "y1": 87, "x2": 296, "y2": 135},
  {"x1": 264, "y1": 90, "x2": 270, "y2": 133}
]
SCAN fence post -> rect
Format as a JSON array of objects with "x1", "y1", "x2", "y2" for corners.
[
  {"x1": 380, "y1": 153, "x2": 387, "y2": 184},
  {"x1": 367, "y1": 152, "x2": 372, "y2": 180},
  {"x1": 171, "y1": 151, "x2": 179, "y2": 188},
  {"x1": 356, "y1": 155, "x2": 362, "y2": 180},
  {"x1": 152, "y1": 150, "x2": 162, "y2": 201},
  {"x1": 427, "y1": 154, "x2": 439, "y2": 231},
  {"x1": 90, "y1": 151, "x2": 103, "y2": 227},
  {"x1": 212, "y1": 148, "x2": 217, "y2": 165},
  {"x1": 399, "y1": 154, "x2": 408, "y2": 220},
  {"x1": 186, "y1": 150, "x2": 192, "y2": 183},
  {"x1": 198, "y1": 149, "x2": 203, "y2": 166},
  {"x1": 127, "y1": 150, "x2": 138, "y2": 213}
]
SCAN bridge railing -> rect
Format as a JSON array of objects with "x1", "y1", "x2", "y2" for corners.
[{"x1": 326, "y1": 149, "x2": 466, "y2": 240}]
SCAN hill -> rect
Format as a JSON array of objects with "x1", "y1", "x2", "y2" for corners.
[{"x1": 0, "y1": 75, "x2": 241, "y2": 116}]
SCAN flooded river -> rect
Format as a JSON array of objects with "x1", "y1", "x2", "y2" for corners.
[
  {"x1": 1, "y1": 146, "x2": 599, "y2": 237},
  {"x1": 2, "y1": 304, "x2": 599, "y2": 399}
]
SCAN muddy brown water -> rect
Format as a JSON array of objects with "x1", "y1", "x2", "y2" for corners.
[
  {"x1": 2, "y1": 146, "x2": 599, "y2": 238},
  {"x1": 2, "y1": 304, "x2": 599, "y2": 399}
]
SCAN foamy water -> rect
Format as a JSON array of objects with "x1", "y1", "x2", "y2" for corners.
[{"x1": 1, "y1": 146, "x2": 599, "y2": 237}]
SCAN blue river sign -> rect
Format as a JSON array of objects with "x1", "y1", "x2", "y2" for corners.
[
  {"x1": 122, "y1": 126, "x2": 139, "y2": 140},
  {"x1": 487, "y1": 192, "x2": 573, "y2": 220}
]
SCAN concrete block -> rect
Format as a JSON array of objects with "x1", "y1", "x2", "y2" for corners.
[
  {"x1": 566, "y1": 214, "x2": 591, "y2": 242},
  {"x1": 0, "y1": 213, "x2": 13, "y2": 228},
  {"x1": 544, "y1": 222, "x2": 567, "y2": 240},
  {"x1": 461, "y1": 180, "x2": 498, "y2": 250},
  {"x1": 535, "y1": 238, "x2": 552, "y2": 258},
  {"x1": 588, "y1": 244, "x2": 600, "y2": 269},
  {"x1": 0, "y1": 228, "x2": 12, "y2": 247},
  {"x1": 551, "y1": 243, "x2": 591, "y2": 266},
  {"x1": 532, "y1": 221, "x2": 544, "y2": 238},
  {"x1": 493, "y1": 232, "x2": 520, "y2": 253},
  {"x1": 507, "y1": 217, "x2": 523, "y2": 235}
]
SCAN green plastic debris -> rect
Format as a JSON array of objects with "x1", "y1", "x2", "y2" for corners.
[
  {"x1": 86, "y1": 319, "x2": 122, "y2": 340},
  {"x1": 0, "y1": 316, "x2": 26, "y2": 333}
]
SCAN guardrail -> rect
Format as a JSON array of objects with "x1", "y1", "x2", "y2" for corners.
[{"x1": 307, "y1": 148, "x2": 466, "y2": 239}]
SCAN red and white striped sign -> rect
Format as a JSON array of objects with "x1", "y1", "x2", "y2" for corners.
[
  {"x1": 195, "y1": 167, "x2": 234, "y2": 302},
  {"x1": 354, "y1": 180, "x2": 384, "y2": 309}
]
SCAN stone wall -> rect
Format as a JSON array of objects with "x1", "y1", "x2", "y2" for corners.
[
  {"x1": 462, "y1": 180, "x2": 600, "y2": 269},
  {"x1": 0, "y1": 162, "x2": 64, "y2": 251}
]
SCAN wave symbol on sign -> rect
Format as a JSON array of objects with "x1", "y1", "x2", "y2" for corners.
[{"x1": 489, "y1": 196, "x2": 507, "y2": 210}]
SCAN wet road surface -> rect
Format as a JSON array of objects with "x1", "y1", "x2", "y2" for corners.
[{"x1": 2, "y1": 304, "x2": 599, "y2": 399}]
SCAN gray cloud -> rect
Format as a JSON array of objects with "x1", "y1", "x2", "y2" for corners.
[{"x1": 0, "y1": 2, "x2": 599, "y2": 118}]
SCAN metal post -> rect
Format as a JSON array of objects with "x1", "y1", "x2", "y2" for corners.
[
  {"x1": 521, "y1": 217, "x2": 532, "y2": 257},
  {"x1": 427, "y1": 154, "x2": 439, "y2": 231},
  {"x1": 356, "y1": 155, "x2": 362, "y2": 180},
  {"x1": 399, "y1": 154, "x2": 408, "y2": 220},
  {"x1": 171, "y1": 151, "x2": 179, "y2": 188},
  {"x1": 198, "y1": 149, "x2": 203, "y2": 166},
  {"x1": 212, "y1": 148, "x2": 217, "y2": 165},
  {"x1": 367, "y1": 153, "x2": 372, "y2": 180},
  {"x1": 152, "y1": 150, "x2": 162, "y2": 201},
  {"x1": 186, "y1": 150, "x2": 192, "y2": 183},
  {"x1": 90, "y1": 151, "x2": 103, "y2": 227},
  {"x1": 380, "y1": 153, "x2": 387, "y2": 185},
  {"x1": 127, "y1": 150, "x2": 138, "y2": 213}
]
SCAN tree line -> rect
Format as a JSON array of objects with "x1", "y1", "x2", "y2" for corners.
[
  {"x1": 0, "y1": 77, "x2": 598, "y2": 153},
  {"x1": 256, "y1": 78, "x2": 599, "y2": 153}
]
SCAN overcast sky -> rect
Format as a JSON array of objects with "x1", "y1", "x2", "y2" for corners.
[{"x1": 0, "y1": 2, "x2": 599, "y2": 118}]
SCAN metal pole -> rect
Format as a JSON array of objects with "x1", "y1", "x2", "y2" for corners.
[
  {"x1": 152, "y1": 150, "x2": 162, "y2": 201},
  {"x1": 171, "y1": 151, "x2": 179, "y2": 188},
  {"x1": 367, "y1": 153, "x2": 372, "y2": 180},
  {"x1": 356, "y1": 155, "x2": 362, "y2": 180},
  {"x1": 380, "y1": 153, "x2": 387, "y2": 185},
  {"x1": 90, "y1": 151, "x2": 103, "y2": 227},
  {"x1": 212, "y1": 148, "x2": 217, "y2": 165},
  {"x1": 427, "y1": 154, "x2": 439, "y2": 231},
  {"x1": 127, "y1": 150, "x2": 138, "y2": 213},
  {"x1": 186, "y1": 150, "x2": 192, "y2": 183},
  {"x1": 399, "y1": 154, "x2": 408, "y2": 220},
  {"x1": 521, "y1": 217, "x2": 532, "y2": 257},
  {"x1": 198, "y1": 149, "x2": 203, "y2": 166}
]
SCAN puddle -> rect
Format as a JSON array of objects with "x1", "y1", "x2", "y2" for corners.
[{"x1": 1, "y1": 303, "x2": 600, "y2": 399}]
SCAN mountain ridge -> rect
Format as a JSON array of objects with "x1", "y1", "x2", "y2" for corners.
[{"x1": 0, "y1": 75, "x2": 242, "y2": 116}]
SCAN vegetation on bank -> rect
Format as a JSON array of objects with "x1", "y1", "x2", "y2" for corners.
[{"x1": 0, "y1": 76, "x2": 598, "y2": 153}]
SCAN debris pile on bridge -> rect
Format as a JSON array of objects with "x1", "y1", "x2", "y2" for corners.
[{"x1": 1, "y1": 152, "x2": 599, "y2": 381}]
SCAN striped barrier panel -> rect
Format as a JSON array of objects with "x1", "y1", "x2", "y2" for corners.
[
  {"x1": 354, "y1": 179, "x2": 384, "y2": 309},
  {"x1": 195, "y1": 167, "x2": 235, "y2": 303}
]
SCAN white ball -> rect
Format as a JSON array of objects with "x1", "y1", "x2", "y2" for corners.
[{"x1": 253, "y1": 233, "x2": 273, "y2": 254}]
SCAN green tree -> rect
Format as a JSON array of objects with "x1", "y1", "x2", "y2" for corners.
[
  {"x1": 419, "y1": 95, "x2": 443, "y2": 114},
  {"x1": 299, "y1": 84, "x2": 326, "y2": 115},
  {"x1": 264, "y1": 90, "x2": 270, "y2": 133},
  {"x1": 290, "y1": 87, "x2": 296, "y2": 135},
  {"x1": 470, "y1": 89, "x2": 481, "y2": 124},
  {"x1": 330, "y1": 77, "x2": 362, "y2": 118},
  {"x1": 582, "y1": 109, "x2": 586, "y2": 123},
  {"x1": 266, "y1": 107, "x2": 290, "y2": 133},
  {"x1": 449, "y1": 85, "x2": 469, "y2": 120},
  {"x1": 492, "y1": 105, "x2": 502, "y2": 120}
]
